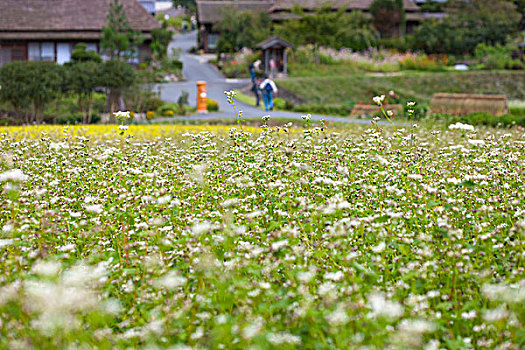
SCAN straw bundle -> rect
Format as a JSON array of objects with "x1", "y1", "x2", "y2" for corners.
[{"x1": 430, "y1": 93, "x2": 509, "y2": 116}]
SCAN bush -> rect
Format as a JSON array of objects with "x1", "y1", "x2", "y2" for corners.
[
  {"x1": 400, "y1": 54, "x2": 446, "y2": 72},
  {"x1": 0, "y1": 61, "x2": 65, "y2": 123},
  {"x1": 206, "y1": 99, "x2": 219, "y2": 112},
  {"x1": 273, "y1": 98, "x2": 286, "y2": 110},
  {"x1": 474, "y1": 43, "x2": 523, "y2": 70},
  {"x1": 292, "y1": 104, "x2": 350, "y2": 116},
  {"x1": 435, "y1": 112, "x2": 525, "y2": 128},
  {"x1": 157, "y1": 102, "x2": 184, "y2": 117}
]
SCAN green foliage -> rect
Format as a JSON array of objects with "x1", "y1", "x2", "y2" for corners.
[
  {"x1": 177, "y1": 90, "x2": 189, "y2": 109},
  {"x1": 101, "y1": 0, "x2": 144, "y2": 60},
  {"x1": 214, "y1": 9, "x2": 271, "y2": 53},
  {"x1": 157, "y1": 102, "x2": 185, "y2": 116},
  {"x1": 412, "y1": 0, "x2": 521, "y2": 55},
  {"x1": 99, "y1": 60, "x2": 136, "y2": 90},
  {"x1": 70, "y1": 43, "x2": 103, "y2": 63},
  {"x1": 276, "y1": 9, "x2": 378, "y2": 51},
  {"x1": 64, "y1": 61, "x2": 102, "y2": 123},
  {"x1": 151, "y1": 27, "x2": 174, "y2": 60},
  {"x1": 369, "y1": 0, "x2": 402, "y2": 37},
  {"x1": 124, "y1": 91, "x2": 164, "y2": 113},
  {"x1": 474, "y1": 43, "x2": 523, "y2": 70},
  {"x1": 0, "y1": 61, "x2": 64, "y2": 123},
  {"x1": 219, "y1": 51, "x2": 261, "y2": 79},
  {"x1": 172, "y1": 0, "x2": 196, "y2": 13},
  {"x1": 293, "y1": 103, "x2": 351, "y2": 116},
  {"x1": 438, "y1": 112, "x2": 525, "y2": 128},
  {"x1": 206, "y1": 98, "x2": 219, "y2": 112}
]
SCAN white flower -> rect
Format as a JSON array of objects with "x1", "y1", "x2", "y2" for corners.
[
  {"x1": 407, "y1": 101, "x2": 416, "y2": 107},
  {"x1": 368, "y1": 292, "x2": 404, "y2": 319},
  {"x1": 449, "y1": 122, "x2": 474, "y2": 131},
  {"x1": 386, "y1": 110, "x2": 394, "y2": 117},
  {"x1": 324, "y1": 271, "x2": 344, "y2": 281},
  {"x1": 301, "y1": 114, "x2": 311, "y2": 121},
  {"x1": 325, "y1": 307, "x2": 348, "y2": 326},
  {"x1": 154, "y1": 271, "x2": 187, "y2": 290},
  {"x1": 271, "y1": 239, "x2": 288, "y2": 251},
  {"x1": 113, "y1": 111, "x2": 131, "y2": 120},
  {"x1": 483, "y1": 306, "x2": 509, "y2": 322},
  {"x1": 267, "y1": 331, "x2": 301, "y2": 345},
  {"x1": 461, "y1": 310, "x2": 477, "y2": 320},
  {"x1": 2, "y1": 224, "x2": 14, "y2": 233},
  {"x1": 373, "y1": 95, "x2": 386, "y2": 105},
  {"x1": 0, "y1": 169, "x2": 28, "y2": 182},
  {"x1": 371, "y1": 242, "x2": 386, "y2": 253},
  {"x1": 468, "y1": 139, "x2": 485, "y2": 146},
  {"x1": 85, "y1": 204, "x2": 103, "y2": 215},
  {"x1": 262, "y1": 115, "x2": 271, "y2": 122},
  {"x1": 32, "y1": 260, "x2": 61, "y2": 277},
  {"x1": 157, "y1": 195, "x2": 171, "y2": 205},
  {"x1": 407, "y1": 174, "x2": 423, "y2": 180},
  {"x1": 118, "y1": 125, "x2": 129, "y2": 131},
  {"x1": 297, "y1": 270, "x2": 315, "y2": 283}
]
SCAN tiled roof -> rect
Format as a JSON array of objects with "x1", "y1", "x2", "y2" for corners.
[
  {"x1": 0, "y1": 0, "x2": 160, "y2": 32},
  {"x1": 270, "y1": 0, "x2": 420, "y2": 12},
  {"x1": 197, "y1": 0, "x2": 420, "y2": 24},
  {"x1": 197, "y1": 1, "x2": 274, "y2": 23}
]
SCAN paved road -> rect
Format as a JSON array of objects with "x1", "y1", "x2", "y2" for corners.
[{"x1": 157, "y1": 31, "x2": 384, "y2": 124}]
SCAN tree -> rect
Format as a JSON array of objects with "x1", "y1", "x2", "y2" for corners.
[
  {"x1": 214, "y1": 9, "x2": 272, "y2": 54},
  {"x1": 0, "y1": 62, "x2": 30, "y2": 120},
  {"x1": 412, "y1": 0, "x2": 520, "y2": 54},
  {"x1": 70, "y1": 43, "x2": 103, "y2": 63},
  {"x1": 275, "y1": 7, "x2": 377, "y2": 51},
  {"x1": 101, "y1": 0, "x2": 144, "y2": 60},
  {"x1": 151, "y1": 27, "x2": 174, "y2": 63},
  {"x1": 370, "y1": 0, "x2": 402, "y2": 38},
  {"x1": 99, "y1": 60, "x2": 136, "y2": 115},
  {"x1": 0, "y1": 62, "x2": 64, "y2": 123},
  {"x1": 65, "y1": 61, "x2": 102, "y2": 123},
  {"x1": 512, "y1": 0, "x2": 525, "y2": 29},
  {"x1": 172, "y1": 0, "x2": 196, "y2": 13}
]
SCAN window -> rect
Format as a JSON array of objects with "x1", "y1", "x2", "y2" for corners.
[
  {"x1": 208, "y1": 34, "x2": 218, "y2": 50},
  {"x1": 28, "y1": 42, "x2": 56, "y2": 61}
]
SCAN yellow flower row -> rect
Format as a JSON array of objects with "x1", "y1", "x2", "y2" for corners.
[{"x1": 0, "y1": 125, "x2": 265, "y2": 140}]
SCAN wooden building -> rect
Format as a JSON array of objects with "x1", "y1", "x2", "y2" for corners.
[
  {"x1": 0, "y1": 0, "x2": 160, "y2": 67},
  {"x1": 256, "y1": 36, "x2": 293, "y2": 77},
  {"x1": 196, "y1": 0, "x2": 423, "y2": 52}
]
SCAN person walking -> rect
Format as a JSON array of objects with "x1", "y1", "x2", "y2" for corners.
[
  {"x1": 259, "y1": 75, "x2": 278, "y2": 111},
  {"x1": 251, "y1": 77, "x2": 262, "y2": 107}
]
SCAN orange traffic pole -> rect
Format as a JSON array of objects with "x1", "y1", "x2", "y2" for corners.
[{"x1": 197, "y1": 81, "x2": 207, "y2": 113}]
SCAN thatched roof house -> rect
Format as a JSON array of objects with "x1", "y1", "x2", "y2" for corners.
[
  {"x1": 0, "y1": 0, "x2": 160, "y2": 66},
  {"x1": 196, "y1": 0, "x2": 422, "y2": 51}
]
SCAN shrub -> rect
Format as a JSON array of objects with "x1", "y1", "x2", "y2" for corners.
[
  {"x1": 157, "y1": 102, "x2": 184, "y2": 117},
  {"x1": 400, "y1": 54, "x2": 445, "y2": 72},
  {"x1": 292, "y1": 104, "x2": 350, "y2": 116},
  {"x1": 273, "y1": 98, "x2": 286, "y2": 110},
  {"x1": 0, "y1": 61, "x2": 65, "y2": 123},
  {"x1": 206, "y1": 99, "x2": 219, "y2": 112},
  {"x1": 435, "y1": 112, "x2": 525, "y2": 128}
]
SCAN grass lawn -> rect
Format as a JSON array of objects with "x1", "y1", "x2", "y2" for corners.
[{"x1": 278, "y1": 71, "x2": 525, "y2": 106}]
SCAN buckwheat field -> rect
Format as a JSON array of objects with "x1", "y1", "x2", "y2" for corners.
[{"x1": 0, "y1": 121, "x2": 524, "y2": 349}]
